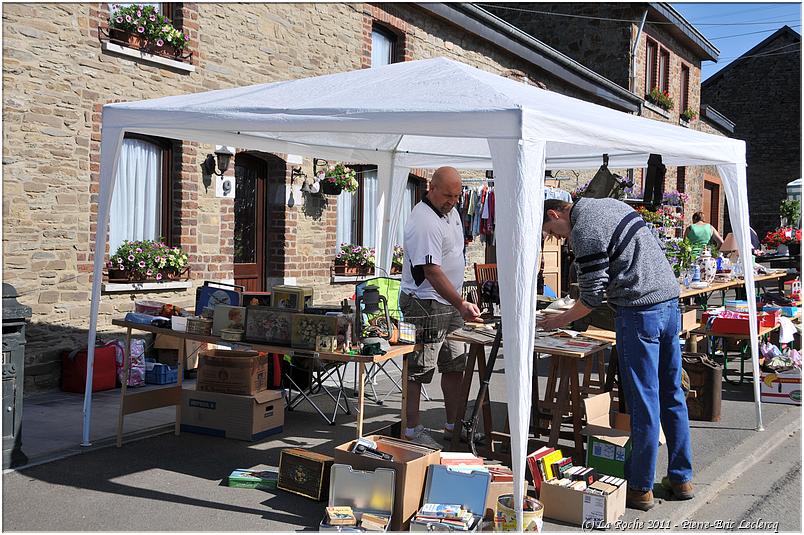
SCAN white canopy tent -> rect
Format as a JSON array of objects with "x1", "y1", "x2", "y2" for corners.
[{"x1": 86, "y1": 57, "x2": 762, "y2": 529}]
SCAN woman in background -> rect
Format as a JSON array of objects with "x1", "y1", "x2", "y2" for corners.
[{"x1": 684, "y1": 211, "x2": 724, "y2": 258}]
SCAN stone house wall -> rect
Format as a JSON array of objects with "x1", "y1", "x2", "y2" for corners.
[{"x1": 3, "y1": 2, "x2": 631, "y2": 391}]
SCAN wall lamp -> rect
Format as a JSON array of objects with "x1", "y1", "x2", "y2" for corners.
[{"x1": 202, "y1": 146, "x2": 234, "y2": 177}]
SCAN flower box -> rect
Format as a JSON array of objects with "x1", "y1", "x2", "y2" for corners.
[
  {"x1": 320, "y1": 180, "x2": 343, "y2": 195},
  {"x1": 333, "y1": 265, "x2": 372, "y2": 277}
]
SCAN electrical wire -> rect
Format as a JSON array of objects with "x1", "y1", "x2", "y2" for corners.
[{"x1": 707, "y1": 25, "x2": 802, "y2": 40}]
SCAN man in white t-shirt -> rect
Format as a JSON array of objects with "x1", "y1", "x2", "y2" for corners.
[{"x1": 400, "y1": 166, "x2": 482, "y2": 446}]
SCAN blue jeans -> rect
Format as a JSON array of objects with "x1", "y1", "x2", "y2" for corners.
[{"x1": 615, "y1": 299, "x2": 693, "y2": 492}]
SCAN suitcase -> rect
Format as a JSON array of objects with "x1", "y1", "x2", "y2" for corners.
[
  {"x1": 61, "y1": 344, "x2": 117, "y2": 393},
  {"x1": 682, "y1": 352, "x2": 722, "y2": 422}
]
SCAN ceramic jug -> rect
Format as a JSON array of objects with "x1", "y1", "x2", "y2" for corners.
[{"x1": 696, "y1": 247, "x2": 718, "y2": 283}]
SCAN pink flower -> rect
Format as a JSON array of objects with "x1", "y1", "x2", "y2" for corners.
[
  {"x1": 127, "y1": 254, "x2": 135, "y2": 261},
  {"x1": 125, "y1": 14, "x2": 132, "y2": 22},
  {"x1": 106, "y1": 261, "x2": 113, "y2": 268},
  {"x1": 138, "y1": 261, "x2": 146, "y2": 268},
  {"x1": 137, "y1": 26, "x2": 145, "y2": 33},
  {"x1": 154, "y1": 256, "x2": 161, "y2": 262},
  {"x1": 156, "y1": 273, "x2": 163, "y2": 280},
  {"x1": 117, "y1": 257, "x2": 124, "y2": 264},
  {"x1": 136, "y1": 10, "x2": 142, "y2": 17},
  {"x1": 149, "y1": 14, "x2": 156, "y2": 21},
  {"x1": 146, "y1": 269, "x2": 153, "y2": 276},
  {"x1": 116, "y1": 16, "x2": 123, "y2": 23},
  {"x1": 156, "y1": 39, "x2": 164, "y2": 47},
  {"x1": 135, "y1": 247, "x2": 142, "y2": 253}
]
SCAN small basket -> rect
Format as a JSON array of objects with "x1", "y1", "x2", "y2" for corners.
[
  {"x1": 396, "y1": 298, "x2": 456, "y2": 345},
  {"x1": 186, "y1": 317, "x2": 213, "y2": 336}
]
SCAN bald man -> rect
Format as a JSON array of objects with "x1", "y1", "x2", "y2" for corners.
[{"x1": 400, "y1": 166, "x2": 482, "y2": 447}]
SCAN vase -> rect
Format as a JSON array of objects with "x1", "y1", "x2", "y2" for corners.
[
  {"x1": 320, "y1": 180, "x2": 342, "y2": 195},
  {"x1": 696, "y1": 248, "x2": 717, "y2": 283}
]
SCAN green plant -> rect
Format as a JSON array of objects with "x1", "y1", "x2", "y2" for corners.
[
  {"x1": 323, "y1": 163, "x2": 359, "y2": 193},
  {"x1": 109, "y1": 4, "x2": 188, "y2": 51},
  {"x1": 108, "y1": 239, "x2": 188, "y2": 280},
  {"x1": 680, "y1": 107, "x2": 698, "y2": 122},
  {"x1": 335, "y1": 243, "x2": 375, "y2": 269},
  {"x1": 780, "y1": 199, "x2": 801, "y2": 228},
  {"x1": 646, "y1": 87, "x2": 675, "y2": 111},
  {"x1": 664, "y1": 238, "x2": 695, "y2": 277}
]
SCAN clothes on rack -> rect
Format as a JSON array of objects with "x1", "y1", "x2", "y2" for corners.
[{"x1": 458, "y1": 184, "x2": 496, "y2": 243}]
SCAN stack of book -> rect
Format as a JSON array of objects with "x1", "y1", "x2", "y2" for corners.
[
  {"x1": 325, "y1": 506, "x2": 357, "y2": 527},
  {"x1": 486, "y1": 465, "x2": 514, "y2": 482},
  {"x1": 586, "y1": 476, "x2": 626, "y2": 496},
  {"x1": 414, "y1": 503, "x2": 476, "y2": 530},
  {"x1": 526, "y1": 447, "x2": 571, "y2": 494},
  {"x1": 359, "y1": 512, "x2": 390, "y2": 531}
]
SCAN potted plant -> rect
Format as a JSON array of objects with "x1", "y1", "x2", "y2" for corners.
[
  {"x1": 333, "y1": 243, "x2": 375, "y2": 275},
  {"x1": 779, "y1": 199, "x2": 801, "y2": 228},
  {"x1": 107, "y1": 239, "x2": 189, "y2": 282},
  {"x1": 661, "y1": 190, "x2": 689, "y2": 207},
  {"x1": 108, "y1": 4, "x2": 189, "y2": 58},
  {"x1": 664, "y1": 238, "x2": 695, "y2": 279},
  {"x1": 319, "y1": 163, "x2": 358, "y2": 195},
  {"x1": 680, "y1": 107, "x2": 698, "y2": 123},
  {"x1": 391, "y1": 245, "x2": 404, "y2": 274},
  {"x1": 646, "y1": 87, "x2": 675, "y2": 112},
  {"x1": 764, "y1": 227, "x2": 801, "y2": 256}
]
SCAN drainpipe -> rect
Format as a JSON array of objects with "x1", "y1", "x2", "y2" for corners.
[{"x1": 630, "y1": 10, "x2": 648, "y2": 93}]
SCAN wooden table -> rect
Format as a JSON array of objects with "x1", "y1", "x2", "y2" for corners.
[
  {"x1": 111, "y1": 319, "x2": 417, "y2": 445},
  {"x1": 690, "y1": 323, "x2": 781, "y2": 385},
  {"x1": 447, "y1": 326, "x2": 610, "y2": 461},
  {"x1": 679, "y1": 271, "x2": 788, "y2": 301}
]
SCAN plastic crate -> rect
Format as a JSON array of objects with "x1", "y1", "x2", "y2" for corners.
[{"x1": 145, "y1": 359, "x2": 178, "y2": 384}]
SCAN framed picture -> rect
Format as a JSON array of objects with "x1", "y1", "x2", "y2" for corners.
[
  {"x1": 242, "y1": 291, "x2": 273, "y2": 308},
  {"x1": 271, "y1": 286, "x2": 306, "y2": 312},
  {"x1": 211, "y1": 305, "x2": 246, "y2": 337},
  {"x1": 245, "y1": 307, "x2": 293, "y2": 346},
  {"x1": 195, "y1": 281, "x2": 243, "y2": 316},
  {"x1": 291, "y1": 314, "x2": 339, "y2": 350}
]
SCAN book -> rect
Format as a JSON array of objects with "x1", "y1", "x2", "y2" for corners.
[
  {"x1": 487, "y1": 465, "x2": 514, "y2": 482},
  {"x1": 420, "y1": 503, "x2": 463, "y2": 519},
  {"x1": 360, "y1": 512, "x2": 389, "y2": 531},
  {"x1": 227, "y1": 468, "x2": 279, "y2": 490},
  {"x1": 325, "y1": 506, "x2": 356, "y2": 526},
  {"x1": 551, "y1": 457, "x2": 573, "y2": 479},
  {"x1": 440, "y1": 452, "x2": 484, "y2": 466},
  {"x1": 540, "y1": 450, "x2": 564, "y2": 480},
  {"x1": 526, "y1": 446, "x2": 554, "y2": 495}
]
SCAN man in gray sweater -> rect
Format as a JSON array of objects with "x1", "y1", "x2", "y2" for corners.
[{"x1": 538, "y1": 198, "x2": 693, "y2": 511}]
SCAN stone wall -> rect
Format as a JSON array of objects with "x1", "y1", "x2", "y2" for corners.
[{"x1": 701, "y1": 29, "x2": 802, "y2": 236}]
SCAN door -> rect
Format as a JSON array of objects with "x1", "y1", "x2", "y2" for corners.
[
  {"x1": 703, "y1": 180, "x2": 720, "y2": 232},
  {"x1": 234, "y1": 153, "x2": 267, "y2": 291}
]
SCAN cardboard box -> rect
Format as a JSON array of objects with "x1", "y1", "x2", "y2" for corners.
[
  {"x1": 180, "y1": 388, "x2": 284, "y2": 441},
  {"x1": 333, "y1": 435, "x2": 440, "y2": 531},
  {"x1": 681, "y1": 306, "x2": 698, "y2": 332},
  {"x1": 582, "y1": 393, "x2": 665, "y2": 478},
  {"x1": 197, "y1": 349, "x2": 267, "y2": 395},
  {"x1": 760, "y1": 369, "x2": 802, "y2": 405},
  {"x1": 539, "y1": 479, "x2": 625, "y2": 527}
]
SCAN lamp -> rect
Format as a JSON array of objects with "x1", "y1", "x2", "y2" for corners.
[
  {"x1": 354, "y1": 285, "x2": 392, "y2": 340},
  {"x1": 201, "y1": 146, "x2": 234, "y2": 177},
  {"x1": 721, "y1": 233, "x2": 739, "y2": 260}
]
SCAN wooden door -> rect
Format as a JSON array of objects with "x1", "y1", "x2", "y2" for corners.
[
  {"x1": 234, "y1": 153, "x2": 267, "y2": 291},
  {"x1": 704, "y1": 180, "x2": 720, "y2": 231}
]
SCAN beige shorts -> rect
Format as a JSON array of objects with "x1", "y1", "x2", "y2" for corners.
[{"x1": 400, "y1": 292, "x2": 466, "y2": 384}]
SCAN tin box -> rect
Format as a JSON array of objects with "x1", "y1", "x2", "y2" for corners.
[
  {"x1": 319, "y1": 464, "x2": 395, "y2": 532},
  {"x1": 410, "y1": 465, "x2": 490, "y2": 532}
]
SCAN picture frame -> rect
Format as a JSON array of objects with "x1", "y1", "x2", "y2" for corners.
[
  {"x1": 291, "y1": 314, "x2": 339, "y2": 350},
  {"x1": 242, "y1": 291, "x2": 273, "y2": 308},
  {"x1": 245, "y1": 307, "x2": 293, "y2": 346},
  {"x1": 211, "y1": 305, "x2": 246, "y2": 337},
  {"x1": 271, "y1": 286, "x2": 306, "y2": 312}
]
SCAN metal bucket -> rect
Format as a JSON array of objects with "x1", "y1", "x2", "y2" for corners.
[{"x1": 494, "y1": 494, "x2": 543, "y2": 532}]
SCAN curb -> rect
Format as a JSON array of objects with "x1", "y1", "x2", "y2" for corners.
[{"x1": 644, "y1": 408, "x2": 802, "y2": 523}]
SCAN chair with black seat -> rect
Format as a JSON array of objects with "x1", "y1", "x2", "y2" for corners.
[
  {"x1": 283, "y1": 350, "x2": 352, "y2": 425},
  {"x1": 474, "y1": 263, "x2": 498, "y2": 315}
]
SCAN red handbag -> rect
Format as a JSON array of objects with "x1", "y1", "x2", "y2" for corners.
[{"x1": 61, "y1": 344, "x2": 117, "y2": 393}]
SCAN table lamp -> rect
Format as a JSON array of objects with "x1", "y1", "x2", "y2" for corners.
[{"x1": 720, "y1": 233, "x2": 739, "y2": 262}]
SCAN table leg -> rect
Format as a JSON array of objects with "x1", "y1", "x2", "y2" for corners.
[
  {"x1": 452, "y1": 343, "x2": 481, "y2": 450},
  {"x1": 357, "y1": 362, "x2": 366, "y2": 438},
  {"x1": 475, "y1": 346, "x2": 493, "y2": 456},
  {"x1": 400, "y1": 354, "x2": 409, "y2": 438},
  {"x1": 568, "y1": 359, "x2": 585, "y2": 461},
  {"x1": 116, "y1": 328, "x2": 132, "y2": 448},
  {"x1": 175, "y1": 339, "x2": 185, "y2": 436},
  {"x1": 548, "y1": 357, "x2": 569, "y2": 447}
]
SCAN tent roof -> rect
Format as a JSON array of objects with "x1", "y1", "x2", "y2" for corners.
[{"x1": 104, "y1": 57, "x2": 745, "y2": 169}]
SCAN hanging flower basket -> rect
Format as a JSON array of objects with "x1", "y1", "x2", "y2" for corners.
[{"x1": 320, "y1": 180, "x2": 343, "y2": 195}]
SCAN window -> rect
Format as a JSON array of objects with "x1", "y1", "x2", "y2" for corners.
[
  {"x1": 658, "y1": 49, "x2": 670, "y2": 93},
  {"x1": 645, "y1": 39, "x2": 658, "y2": 93},
  {"x1": 371, "y1": 25, "x2": 397, "y2": 67},
  {"x1": 335, "y1": 166, "x2": 418, "y2": 249},
  {"x1": 109, "y1": 135, "x2": 173, "y2": 253},
  {"x1": 680, "y1": 64, "x2": 690, "y2": 112},
  {"x1": 677, "y1": 167, "x2": 686, "y2": 193}
]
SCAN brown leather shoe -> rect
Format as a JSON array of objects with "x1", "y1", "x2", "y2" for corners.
[
  {"x1": 662, "y1": 476, "x2": 695, "y2": 500},
  {"x1": 626, "y1": 488, "x2": 655, "y2": 511}
]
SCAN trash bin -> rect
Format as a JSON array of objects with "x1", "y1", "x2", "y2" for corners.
[{"x1": 3, "y1": 283, "x2": 31, "y2": 468}]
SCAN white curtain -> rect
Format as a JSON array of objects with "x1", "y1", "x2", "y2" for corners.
[
  {"x1": 396, "y1": 180, "x2": 415, "y2": 248},
  {"x1": 371, "y1": 30, "x2": 393, "y2": 67},
  {"x1": 109, "y1": 138, "x2": 162, "y2": 253},
  {"x1": 362, "y1": 168, "x2": 379, "y2": 248},
  {"x1": 335, "y1": 189, "x2": 355, "y2": 248}
]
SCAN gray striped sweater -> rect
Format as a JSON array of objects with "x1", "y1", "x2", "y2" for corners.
[{"x1": 570, "y1": 198, "x2": 679, "y2": 309}]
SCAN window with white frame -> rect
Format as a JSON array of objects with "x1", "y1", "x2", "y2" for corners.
[{"x1": 109, "y1": 136, "x2": 172, "y2": 253}]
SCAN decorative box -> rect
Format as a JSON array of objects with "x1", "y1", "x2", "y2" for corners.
[
  {"x1": 245, "y1": 307, "x2": 293, "y2": 346},
  {"x1": 228, "y1": 468, "x2": 279, "y2": 490},
  {"x1": 410, "y1": 465, "x2": 490, "y2": 532},
  {"x1": 272, "y1": 285, "x2": 314, "y2": 312},
  {"x1": 278, "y1": 448, "x2": 334, "y2": 501},
  {"x1": 242, "y1": 291, "x2": 273, "y2": 308},
  {"x1": 211, "y1": 305, "x2": 246, "y2": 337},
  {"x1": 319, "y1": 464, "x2": 395, "y2": 532},
  {"x1": 291, "y1": 314, "x2": 339, "y2": 350},
  {"x1": 195, "y1": 281, "x2": 243, "y2": 315}
]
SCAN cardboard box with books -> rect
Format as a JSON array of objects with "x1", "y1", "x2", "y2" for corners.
[
  {"x1": 180, "y1": 388, "x2": 284, "y2": 441},
  {"x1": 333, "y1": 435, "x2": 440, "y2": 531},
  {"x1": 319, "y1": 464, "x2": 395, "y2": 532},
  {"x1": 410, "y1": 464, "x2": 490, "y2": 532},
  {"x1": 581, "y1": 392, "x2": 665, "y2": 478}
]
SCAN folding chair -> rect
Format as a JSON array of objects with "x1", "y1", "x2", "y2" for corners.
[
  {"x1": 284, "y1": 351, "x2": 352, "y2": 425},
  {"x1": 474, "y1": 263, "x2": 498, "y2": 315}
]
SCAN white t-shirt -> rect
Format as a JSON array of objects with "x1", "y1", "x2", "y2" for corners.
[{"x1": 401, "y1": 197, "x2": 466, "y2": 305}]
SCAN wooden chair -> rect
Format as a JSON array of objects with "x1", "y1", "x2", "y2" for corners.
[{"x1": 474, "y1": 263, "x2": 498, "y2": 314}]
